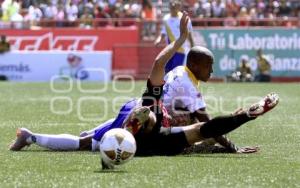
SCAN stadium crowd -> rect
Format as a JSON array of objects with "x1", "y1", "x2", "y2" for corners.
[{"x1": 0, "y1": 0, "x2": 300, "y2": 28}]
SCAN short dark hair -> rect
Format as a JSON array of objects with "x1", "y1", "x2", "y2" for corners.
[
  {"x1": 170, "y1": 0, "x2": 181, "y2": 6},
  {"x1": 187, "y1": 46, "x2": 214, "y2": 65}
]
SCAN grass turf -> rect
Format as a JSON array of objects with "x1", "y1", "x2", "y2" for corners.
[{"x1": 0, "y1": 81, "x2": 299, "y2": 188}]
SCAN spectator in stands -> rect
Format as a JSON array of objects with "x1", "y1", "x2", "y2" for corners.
[
  {"x1": 85, "y1": 0, "x2": 94, "y2": 15},
  {"x1": 202, "y1": 0, "x2": 212, "y2": 17},
  {"x1": 1, "y1": 0, "x2": 20, "y2": 21},
  {"x1": 65, "y1": 1, "x2": 78, "y2": 22},
  {"x1": 154, "y1": 0, "x2": 195, "y2": 73},
  {"x1": 130, "y1": 0, "x2": 142, "y2": 18},
  {"x1": 54, "y1": 4, "x2": 65, "y2": 27},
  {"x1": 25, "y1": 3, "x2": 43, "y2": 26},
  {"x1": 0, "y1": 35, "x2": 10, "y2": 53},
  {"x1": 117, "y1": 1, "x2": 141, "y2": 27},
  {"x1": 278, "y1": 0, "x2": 291, "y2": 17},
  {"x1": 77, "y1": 0, "x2": 85, "y2": 17},
  {"x1": 223, "y1": 11, "x2": 237, "y2": 27},
  {"x1": 94, "y1": 6, "x2": 111, "y2": 27},
  {"x1": 265, "y1": 0, "x2": 279, "y2": 17},
  {"x1": 248, "y1": 7, "x2": 259, "y2": 26},
  {"x1": 237, "y1": 6, "x2": 250, "y2": 26},
  {"x1": 10, "y1": 7, "x2": 23, "y2": 28},
  {"x1": 255, "y1": 49, "x2": 271, "y2": 82},
  {"x1": 211, "y1": 0, "x2": 226, "y2": 18},
  {"x1": 226, "y1": 0, "x2": 240, "y2": 17},
  {"x1": 43, "y1": 1, "x2": 56, "y2": 18},
  {"x1": 141, "y1": 0, "x2": 156, "y2": 40},
  {"x1": 108, "y1": 3, "x2": 121, "y2": 26},
  {"x1": 1, "y1": 0, "x2": 300, "y2": 28},
  {"x1": 21, "y1": 0, "x2": 33, "y2": 9},
  {"x1": 79, "y1": 7, "x2": 93, "y2": 29},
  {"x1": 193, "y1": 0, "x2": 206, "y2": 18},
  {"x1": 65, "y1": 1, "x2": 78, "y2": 26}
]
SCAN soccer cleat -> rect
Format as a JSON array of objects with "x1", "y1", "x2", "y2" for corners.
[
  {"x1": 247, "y1": 92, "x2": 279, "y2": 117},
  {"x1": 79, "y1": 131, "x2": 89, "y2": 137},
  {"x1": 101, "y1": 159, "x2": 114, "y2": 170},
  {"x1": 132, "y1": 106, "x2": 150, "y2": 124},
  {"x1": 9, "y1": 128, "x2": 33, "y2": 151},
  {"x1": 125, "y1": 106, "x2": 150, "y2": 134}
]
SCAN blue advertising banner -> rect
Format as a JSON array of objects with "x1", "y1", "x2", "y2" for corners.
[{"x1": 0, "y1": 51, "x2": 112, "y2": 81}]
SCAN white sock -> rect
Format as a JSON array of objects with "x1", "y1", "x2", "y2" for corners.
[
  {"x1": 170, "y1": 127, "x2": 184, "y2": 133},
  {"x1": 91, "y1": 139, "x2": 100, "y2": 151},
  {"x1": 28, "y1": 134, "x2": 80, "y2": 151},
  {"x1": 85, "y1": 118, "x2": 115, "y2": 135}
]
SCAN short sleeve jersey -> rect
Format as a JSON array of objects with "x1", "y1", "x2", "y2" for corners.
[{"x1": 163, "y1": 66, "x2": 206, "y2": 113}]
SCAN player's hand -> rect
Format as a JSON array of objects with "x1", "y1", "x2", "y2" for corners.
[
  {"x1": 179, "y1": 11, "x2": 189, "y2": 41},
  {"x1": 236, "y1": 146, "x2": 260, "y2": 154}
]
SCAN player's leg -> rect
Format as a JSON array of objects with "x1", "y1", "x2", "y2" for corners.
[
  {"x1": 9, "y1": 128, "x2": 92, "y2": 151},
  {"x1": 182, "y1": 93, "x2": 280, "y2": 145},
  {"x1": 80, "y1": 118, "x2": 115, "y2": 137}
]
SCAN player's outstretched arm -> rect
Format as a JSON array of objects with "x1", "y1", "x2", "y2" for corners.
[{"x1": 149, "y1": 11, "x2": 189, "y2": 86}]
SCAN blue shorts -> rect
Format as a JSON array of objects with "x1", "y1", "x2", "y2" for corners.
[
  {"x1": 93, "y1": 99, "x2": 138, "y2": 141},
  {"x1": 165, "y1": 52, "x2": 185, "y2": 74}
]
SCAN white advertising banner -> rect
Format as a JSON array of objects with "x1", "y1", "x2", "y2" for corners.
[{"x1": 0, "y1": 51, "x2": 112, "y2": 81}]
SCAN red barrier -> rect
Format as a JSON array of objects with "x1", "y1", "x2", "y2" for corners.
[
  {"x1": 112, "y1": 43, "x2": 163, "y2": 79},
  {"x1": 0, "y1": 28, "x2": 139, "y2": 51}
]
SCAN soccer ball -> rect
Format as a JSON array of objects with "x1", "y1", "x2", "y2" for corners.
[{"x1": 99, "y1": 128, "x2": 136, "y2": 168}]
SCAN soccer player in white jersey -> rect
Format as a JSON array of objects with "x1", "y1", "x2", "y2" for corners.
[
  {"x1": 162, "y1": 46, "x2": 259, "y2": 153},
  {"x1": 154, "y1": 0, "x2": 194, "y2": 73}
]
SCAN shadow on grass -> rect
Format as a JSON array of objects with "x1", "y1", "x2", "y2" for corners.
[
  {"x1": 94, "y1": 170, "x2": 127, "y2": 174},
  {"x1": 8, "y1": 150, "x2": 99, "y2": 157},
  {"x1": 9, "y1": 150, "x2": 96, "y2": 154},
  {"x1": 9, "y1": 146, "x2": 259, "y2": 159},
  {"x1": 182, "y1": 154, "x2": 257, "y2": 159}
]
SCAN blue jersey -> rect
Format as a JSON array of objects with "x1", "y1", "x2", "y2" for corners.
[{"x1": 93, "y1": 99, "x2": 138, "y2": 141}]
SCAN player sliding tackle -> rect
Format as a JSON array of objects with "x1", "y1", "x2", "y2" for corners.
[{"x1": 10, "y1": 12, "x2": 279, "y2": 156}]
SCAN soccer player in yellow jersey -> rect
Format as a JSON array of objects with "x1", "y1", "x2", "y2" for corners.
[{"x1": 155, "y1": 0, "x2": 194, "y2": 73}]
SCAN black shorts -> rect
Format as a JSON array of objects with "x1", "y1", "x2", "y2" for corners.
[
  {"x1": 135, "y1": 79, "x2": 190, "y2": 156},
  {"x1": 135, "y1": 131, "x2": 190, "y2": 156}
]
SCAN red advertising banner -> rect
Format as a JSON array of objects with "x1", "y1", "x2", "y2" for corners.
[{"x1": 0, "y1": 28, "x2": 139, "y2": 51}]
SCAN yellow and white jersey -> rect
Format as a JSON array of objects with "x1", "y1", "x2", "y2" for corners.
[
  {"x1": 163, "y1": 66, "x2": 206, "y2": 113},
  {"x1": 161, "y1": 12, "x2": 193, "y2": 54}
]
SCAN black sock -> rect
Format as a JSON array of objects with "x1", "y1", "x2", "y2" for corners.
[{"x1": 200, "y1": 113, "x2": 255, "y2": 138}]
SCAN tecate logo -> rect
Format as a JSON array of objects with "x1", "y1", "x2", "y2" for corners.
[{"x1": 7, "y1": 33, "x2": 98, "y2": 51}]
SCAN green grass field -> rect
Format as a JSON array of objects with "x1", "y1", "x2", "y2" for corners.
[{"x1": 0, "y1": 81, "x2": 299, "y2": 188}]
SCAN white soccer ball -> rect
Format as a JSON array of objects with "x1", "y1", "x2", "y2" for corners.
[{"x1": 99, "y1": 128, "x2": 136, "y2": 167}]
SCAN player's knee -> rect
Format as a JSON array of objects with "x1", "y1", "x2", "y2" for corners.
[
  {"x1": 79, "y1": 136, "x2": 92, "y2": 150},
  {"x1": 183, "y1": 123, "x2": 204, "y2": 145}
]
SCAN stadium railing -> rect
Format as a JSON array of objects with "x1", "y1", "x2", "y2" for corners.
[{"x1": 1, "y1": 17, "x2": 299, "y2": 30}]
